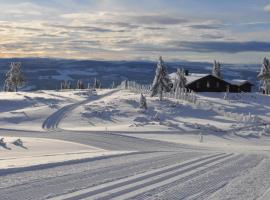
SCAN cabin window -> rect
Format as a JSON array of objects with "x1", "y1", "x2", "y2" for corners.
[
  {"x1": 207, "y1": 81, "x2": 210, "y2": 88},
  {"x1": 196, "y1": 82, "x2": 200, "y2": 89},
  {"x1": 216, "y1": 82, "x2": 220, "y2": 88}
]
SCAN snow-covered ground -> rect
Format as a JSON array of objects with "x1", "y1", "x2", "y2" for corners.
[
  {"x1": 0, "y1": 136, "x2": 127, "y2": 169},
  {"x1": 1, "y1": 88, "x2": 270, "y2": 199},
  {"x1": 62, "y1": 89, "x2": 236, "y2": 132},
  {"x1": 0, "y1": 90, "x2": 91, "y2": 131}
]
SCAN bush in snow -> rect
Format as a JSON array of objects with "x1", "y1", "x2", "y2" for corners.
[
  {"x1": 13, "y1": 139, "x2": 23, "y2": 146},
  {"x1": 150, "y1": 56, "x2": 173, "y2": 100},
  {"x1": 4, "y1": 62, "x2": 26, "y2": 92},
  {"x1": 139, "y1": 93, "x2": 147, "y2": 110},
  {"x1": 173, "y1": 68, "x2": 187, "y2": 90},
  {"x1": 0, "y1": 138, "x2": 10, "y2": 149},
  {"x1": 153, "y1": 111, "x2": 160, "y2": 121},
  {"x1": 258, "y1": 57, "x2": 270, "y2": 94},
  {"x1": 223, "y1": 85, "x2": 230, "y2": 100}
]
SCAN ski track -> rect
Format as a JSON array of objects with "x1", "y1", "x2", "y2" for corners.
[
  {"x1": 134, "y1": 154, "x2": 263, "y2": 200},
  {"x1": 42, "y1": 89, "x2": 118, "y2": 131},
  {"x1": 49, "y1": 153, "x2": 231, "y2": 200},
  {"x1": 0, "y1": 151, "x2": 206, "y2": 200}
]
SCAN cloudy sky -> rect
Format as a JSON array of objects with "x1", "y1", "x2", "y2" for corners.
[{"x1": 0, "y1": 0, "x2": 270, "y2": 63}]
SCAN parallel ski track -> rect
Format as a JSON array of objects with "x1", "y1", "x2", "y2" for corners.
[
  {"x1": 135, "y1": 154, "x2": 262, "y2": 200},
  {"x1": 50, "y1": 153, "x2": 233, "y2": 200},
  {"x1": 42, "y1": 99, "x2": 90, "y2": 130}
]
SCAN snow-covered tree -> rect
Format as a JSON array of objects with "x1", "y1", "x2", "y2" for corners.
[
  {"x1": 111, "y1": 81, "x2": 115, "y2": 89},
  {"x1": 212, "y1": 60, "x2": 222, "y2": 78},
  {"x1": 258, "y1": 57, "x2": 270, "y2": 94},
  {"x1": 139, "y1": 93, "x2": 147, "y2": 110},
  {"x1": 4, "y1": 62, "x2": 26, "y2": 92},
  {"x1": 150, "y1": 56, "x2": 173, "y2": 100},
  {"x1": 76, "y1": 80, "x2": 85, "y2": 89},
  {"x1": 61, "y1": 80, "x2": 71, "y2": 90},
  {"x1": 93, "y1": 78, "x2": 101, "y2": 89},
  {"x1": 173, "y1": 68, "x2": 187, "y2": 90}
]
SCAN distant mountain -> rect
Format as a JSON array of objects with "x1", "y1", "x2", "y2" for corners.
[{"x1": 0, "y1": 58, "x2": 261, "y2": 91}]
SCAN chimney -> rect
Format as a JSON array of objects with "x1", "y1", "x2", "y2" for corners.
[{"x1": 185, "y1": 70, "x2": 189, "y2": 76}]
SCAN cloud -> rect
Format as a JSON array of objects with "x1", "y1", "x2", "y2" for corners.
[
  {"x1": 188, "y1": 24, "x2": 223, "y2": 30},
  {"x1": 200, "y1": 34, "x2": 224, "y2": 39},
  {"x1": 44, "y1": 23, "x2": 125, "y2": 33},
  {"x1": 129, "y1": 14, "x2": 188, "y2": 25},
  {"x1": 264, "y1": 4, "x2": 270, "y2": 12},
  {"x1": 101, "y1": 22, "x2": 140, "y2": 29},
  {"x1": 0, "y1": 24, "x2": 43, "y2": 32}
]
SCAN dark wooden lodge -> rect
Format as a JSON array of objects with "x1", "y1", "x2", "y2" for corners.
[{"x1": 171, "y1": 71, "x2": 253, "y2": 93}]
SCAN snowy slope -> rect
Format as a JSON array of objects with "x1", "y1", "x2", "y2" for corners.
[{"x1": 1, "y1": 88, "x2": 270, "y2": 200}]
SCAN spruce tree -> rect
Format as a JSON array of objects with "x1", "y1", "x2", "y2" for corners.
[
  {"x1": 212, "y1": 60, "x2": 222, "y2": 78},
  {"x1": 4, "y1": 62, "x2": 26, "y2": 92},
  {"x1": 150, "y1": 56, "x2": 173, "y2": 100},
  {"x1": 258, "y1": 58, "x2": 270, "y2": 94}
]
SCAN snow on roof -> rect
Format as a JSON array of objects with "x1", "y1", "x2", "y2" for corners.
[
  {"x1": 225, "y1": 79, "x2": 251, "y2": 86},
  {"x1": 169, "y1": 72, "x2": 209, "y2": 84},
  {"x1": 186, "y1": 73, "x2": 209, "y2": 84}
]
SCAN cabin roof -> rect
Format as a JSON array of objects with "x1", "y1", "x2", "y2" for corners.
[
  {"x1": 170, "y1": 73, "x2": 209, "y2": 85},
  {"x1": 170, "y1": 72, "x2": 253, "y2": 86},
  {"x1": 225, "y1": 79, "x2": 253, "y2": 86}
]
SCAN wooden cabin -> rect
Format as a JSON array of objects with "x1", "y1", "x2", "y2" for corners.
[{"x1": 170, "y1": 72, "x2": 253, "y2": 93}]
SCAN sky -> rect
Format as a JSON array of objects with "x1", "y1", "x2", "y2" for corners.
[{"x1": 0, "y1": 0, "x2": 270, "y2": 63}]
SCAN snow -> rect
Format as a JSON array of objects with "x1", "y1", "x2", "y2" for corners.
[
  {"x1": 170, "y1": 72, "x2": 208, "y2": 84},
  {"x1": 0, "y1": 136, "x2": 128, "y2": 169},
  {"x1": 0, "y1": 90, "x2": 89, "y2": 131},
  {"x1": 1, "y1": 88, "x2": 270, "y2": 199},
  {"x1": 225, "y1": 79, "x2": 250, "y2": 85}
]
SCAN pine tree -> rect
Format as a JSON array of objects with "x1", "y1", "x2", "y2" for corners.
[
  {"x1": 212, "y1": 60, "x2": 222, "y2": 78},
  {"x1": 4, "y1": 62, "x2": 26, "y2": 92},
  {"x1": 150, "y1": 56, "x2": 173, "y2": 100},
  {"x1": 139, "y1": 93, "x2": 147, "y2": 110},
  {"x1": 258, "y1": 57, "x2": 270, "y2": 94}
]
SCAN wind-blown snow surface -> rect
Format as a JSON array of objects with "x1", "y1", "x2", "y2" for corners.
[{"x1": 1, "y1": 89, "x2": 270, "y2": 199}]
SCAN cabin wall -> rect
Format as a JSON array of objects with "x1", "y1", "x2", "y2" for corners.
[
  {"x1": 182, "y1": 74, "x2": 252, "y2": 93},
  {"x1": 239, "y1": 83, "x2": 252, "y2": 92},
  {"x1": 186, "y1": 76, "x2": 230, "y2": 92}
]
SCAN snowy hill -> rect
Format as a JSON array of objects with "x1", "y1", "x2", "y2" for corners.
[{"x1": 0, "y1": 58, "x2": 261, "y2": 91}]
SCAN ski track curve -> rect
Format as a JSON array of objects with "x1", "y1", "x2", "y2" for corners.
[{"x1": 42, "y1": 89, "x2": 118, "y2": 131}]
